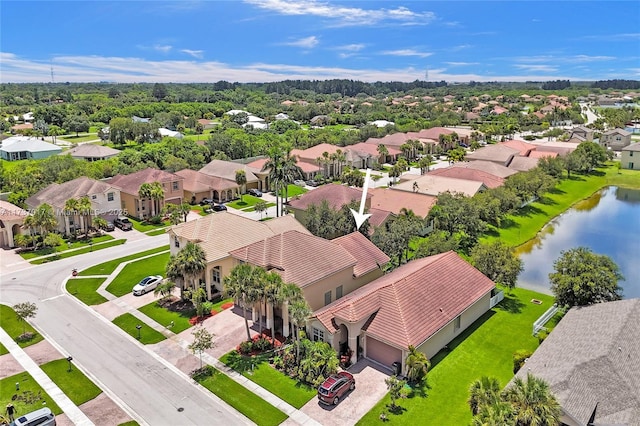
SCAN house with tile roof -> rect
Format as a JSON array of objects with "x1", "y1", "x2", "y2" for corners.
[
  {"x1": 168, "y1": 212, "x2": 311, "y2": 300},
  {"x1": 569, "y1": 125, "x2": 594, "y2": 142},
  {"x1": 507, "y1": 156, "x2": 540, "y2": 172},
  {"x1": 175, "y1": 168, "x2": 238, "y2": 204},
  {"x1": 428, "y1": 166, "x2": 505, "y2": 189},
  {"x1": 0, "y1": 136, "x2": 62, "y2": 161},
  {"x1": 311, "y1": 251, "x2": 497, "y2": 369},
  {"x1": 0, "y1": 200, "x2": 28, "y2": 248},
  {"x1": 108, "y1": 168, "x2": 183, "y2": 219},
  {"x1": 392, "y1": 174, "x2": 486, "y2": 197},
  {"x1": 498, "y1": 140, "x2": 537, "y2": 157},
  {"x1": 229, "y1": 230, "x2": 389, "y2": 336},
  {"x1": 199, "y1": 159, "x2": 268, "y2": 193},
  {"x1": 63, "y1": 144, "x2": 121, "y2": 161},
  {"x1": 26, "y1": 177, "x2": 122, "y2": 234},
  {"x1": 450, "y1": 160, "x2": 518, "y2": 178},
  {"x1": 367, "y1": 188, "x2": 436, "y2": 218},
  {"x1": 600, "y1": 128, "x2": 632, "y2": 152},
  {"x1": 621, "y1": 142, "x2": 640, "y2": 170},
  {"x1": 465, "y1": 144, "x2": 520, "y2": 167},
  {"x1": 515, "y1": 299, "x2": 640, "y2": 426}
]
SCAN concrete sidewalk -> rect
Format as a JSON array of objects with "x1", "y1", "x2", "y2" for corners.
[{"x1": 0, "y1": 328, "x2": 94, "y2": 426}]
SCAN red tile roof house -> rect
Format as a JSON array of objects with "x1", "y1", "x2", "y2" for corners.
[
  {"x1": 0, "y1": 200, "x2": 28, "y2": 248},
  {"x1": 26, "y1": 176, "x2": 122, "y2": 234},
  {"x1": 199, "y1": 159, "x2": 269, "y2": 193},
  {"x1": 428, "y1": 167, "x2": 505, "y2": 189},
  {"x1": 230, "y1": 230, "x2": 389, "y2": 344},
  {"x1": 108, "y1": 168, "x2": 183, "y2": 219},
  {"x1": 465, "y1": 144, "x2": 521, "y2": 167},
  {"x1": 176, "y1": 168, "x2": 238, "y2": 205},
  {"x1": 311, "y1": 251, "x2": 497, "y2": 370}
]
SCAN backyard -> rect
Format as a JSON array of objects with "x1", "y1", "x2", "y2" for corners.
[{"x1": 358, "y1": 287, "x2": 554, "y2": 425}]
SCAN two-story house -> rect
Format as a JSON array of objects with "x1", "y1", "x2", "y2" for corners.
[
  {"x1": 600, "y1": 128, "x2": 632, "y2": 152},
  {"x1": 621, "y1": 142, "x2": 640, "y2": 170}
]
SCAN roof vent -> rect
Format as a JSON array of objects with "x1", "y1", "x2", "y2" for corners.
[{"x1": 439, "y1": 308, "x2": 443, "y2": 312}]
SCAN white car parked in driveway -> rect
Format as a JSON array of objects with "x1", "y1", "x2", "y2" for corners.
[{"x1": 132, "y1": 275, "x2": 163, "y2": 295}]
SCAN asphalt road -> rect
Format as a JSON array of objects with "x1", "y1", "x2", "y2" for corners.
[{"x1": 0, "y1": 236, "x2": 252, "y2": 426}]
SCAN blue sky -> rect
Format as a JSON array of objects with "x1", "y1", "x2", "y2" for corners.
[{"x1": 1, "y1": 1, "x2": 638, "y2": 83}]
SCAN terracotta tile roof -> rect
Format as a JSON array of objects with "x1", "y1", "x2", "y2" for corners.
[
  {"x1": 199, "y1": 160, "x2": 263, "y2": 182},
  {"x1": 345, "y1": 143, "x2": 401, "y2": 157},
  {"x1": 294, "y1": 143, "x2": 342, "y2": 161},
  {"x1": 498, "y1": 140, "x2": 537, "y2": 156},
  {"x1": 466, "y1": 145, "x2": 520, "y2": 164},
  {"x1": 176, "y1": 169, "x2": 237, "y2": 193},
  {"x1": 392, "y1": 174, "x2": 485, "y2": 197},
  {"x1": 514, "y1": 299, "x2": 640, "y2": 425},
  {"x1": 428, "y1": 167, "x2": 505, "y2": 189},
  {"x1": 332, "y1": 232, "x2": 390, "y2": 277},
  {"x1": 508, "y1": 156, "x2": 539, "y2": 172},
  {"x1": 0, "y1": 200, "x2": 28, "y2": 220},
  {"x1": 368, "y1": 187, "x2": 436, "y2": 217},
  {"x1": 169, "y1": 212, "x2": 309, "y2": 263},
  {"x1": 64, "y1": 144, "x2": 121, "y2": 159},
  {"x1": 108, "y1": 168, "x2": 183, "y2": 196},
  {"x1": 26, "y1": 177, "x2": 120, "y2": 210},
  {"x1": 368, "y1": 208, "x2": 392, "y2": 229},
  {"x1": 229, "y1": 230, "x2": 357, "y2": 287},
  {"x1": 414, "y1": 127, "x2": 454, "y2": 140},
  {"x1": 288, "y1": 184, "x2": 370, "y2": 210},
  {"x1": 313, "y1": 251, "x2": 496, "y2": 349},
  {"x1": 528, "y1": 150, "x2": 558, "y2": 159},
  {"x1": 451, "y1": 160, "x2": 518, "y2": 178}
]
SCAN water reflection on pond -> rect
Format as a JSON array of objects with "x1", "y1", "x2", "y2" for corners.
[{"x1": 517, "y1": 186, "x2": 640, "y2": 298}]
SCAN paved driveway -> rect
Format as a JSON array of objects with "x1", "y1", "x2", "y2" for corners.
[{"x1": 298, "y1": 359, "x2": 390, "y2": 426}]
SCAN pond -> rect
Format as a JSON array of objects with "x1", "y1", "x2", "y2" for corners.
[{"x1": 516, "y1": 186, "x2": 640, "y2": 299}]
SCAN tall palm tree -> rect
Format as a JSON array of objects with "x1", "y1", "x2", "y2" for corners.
[
  {"x1": 472, "y1": 401, "x2": 514, "y2": 426},
  {"x1": 288, "y1": 298, "x2": 311, "y2": 361},
  {"x1": 235, "y1": 169, "x2": 247, "y2": 202},
  {"x1": 224, "y1": 263, "x2": 260, "y2": 340},
  {"x1": 263, "y1": 272, "x2": 286, "y2": 340},
  {"x1": 503, "y1": 373, "x2": 561, "y2": 426},
  {"x1": 76, "y1": 196, "x2": 93, "y2": 238},
  {"x1": 149, "y1": 182, "x2": 165, "y2": 217},
  {"x1": 138, "y1": 183, "x2": 152, "y2": 218},
  {"x1": 64, "y1": 198, "x2": 79, "y2": 234},
  {"x1": 178, "y1": 242, "x2": 207, "y2": 295},
  {"x1": 32, "y1": 204, "x2": 57, "y2": 242},
  {"x1": 468, "y1": 376, "x2": 501, "y2": 415},
  {"x1": 262, "y1": 147, "x2": 284, "y2": 216},
  {"x1": 405, "y1": 345, "x2": 430, "y2": 384},
  {"x1": 377, "y1": 144, "x2": 389, "y2": 165},
  {"x1": 281, "y1": 147, "x2": 303, "y2": 205},
  {"x1": 166, "y1": 254, "x2": 186, "y2": 298}
]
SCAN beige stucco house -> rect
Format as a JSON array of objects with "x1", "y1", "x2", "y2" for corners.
[
  {"x1": 600, "y1": 128, "x2": 632, "y2": 152},
  {"x1": 621, "y1": 142, "x2": 640, "y2": 170},
  {"x1": 199, "y1": 160, "x2": 268, "y2": 193},
  {"x1": 311, "y1": 251, "x2": 497, "y2": 370},
  {"x1": 176, "y1": 168, "x2": 238, "y2": 204},
  {"x1": 0, "y1": 200, "x2": 27, "y2": 248}
]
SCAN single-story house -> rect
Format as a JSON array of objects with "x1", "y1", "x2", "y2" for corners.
[
  {"x1": 158, "y1": 128, "x2": 184, "y2": 139},
  {"x1": 507, "y1": 156, "x2": 540, "y2": 172},
  {"x1": 199, "y1": 160, "x2": 268, "y2": 192},
  {"x1": 311, "y1": 251, "x2": 497, "y2": 369},
  {"x1": 531, "y1": 141, "x2": 580, "y2": 156},
  {"x1": 514, "y1": 299, "x2": 640, "y2": 426},
  {"x1": 176, "y1": 168, "x2": 238, "y2": 204},
  {"x1": 0, "y1": 200, "x2": 28, "y2": 248},
  {"x1": 246, "y1": 157, "x2": 320, "y2": 181},
  {"x1": 108, "y1": 168, "x2": 184, "y2": 219},
  {"x1": 63, "y1": 144, "x2": 121, "y2": 161},
  {"x1": 621, "y1": 142, "x2": 640, "y2": 170},
  {"x1": 600, "y1": 128, "x2": 632, "y2": 152},
  {"x1": 345, "y1": 143, "x2": 401, "y2": 167},
  {"x1": 465, "y1": 144, "x2": 520, "y2": 167},
  {"x1": 168, "y1": 212, "x2": 311, "y2": 300},
  {"x1": 367, "y1": 187, "x2": 436, "y2": 219},
  {"x1": 26, "y1": 177, "x2": 122, "y2": 234},
  {"x1": 392, "y1": 174, "x2": 486, "y2": 197},
  {"x1": 428, "y1": 166, "x2": 505, "y2": 189},
  {"x1": 450, "y1": 160, "x2": 518, "y2": 179},
  {"x1": 498, "y1": 140, "x2": 537, "y2": 157},
  {"x1": 0, "y1": 136, "x2": 62, "y2": 161}
]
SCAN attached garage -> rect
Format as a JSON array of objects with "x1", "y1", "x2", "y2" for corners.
[{"x1": 366, "y1": 337, "x2": 402, "y2": 368}]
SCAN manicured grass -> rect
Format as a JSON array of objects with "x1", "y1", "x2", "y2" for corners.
[
  {"x1": 20, "y1": 235, "x2": 114, "y2": 259},
  {"x1": 210, "y1": 297, "x2": 234, "y2": 313},
  {"x1": 0, "y1": 305, "x2": 43, "y2": 348},
  {"x1": 226, "y1": 195, "x2": 263, "y2": 210},
  {"x1": 112, "y1": 313, "x2": 166, "y2": 344},
  {"x1": 117, "y1": 422, "x2": 140, "y2": 426},
  {"x1": 484, "y1": 164, "x2": 640, "y2": 248},
  {"x1": 129, "y1": 217, "x2": 171, "y2": 232},
  {"x1": 221, "y1": 351, "x2": 316, "y2": 409},
  {"x1": 78, "y1": 245, "x2": 169, "y2": 276},
  {"x1": 0, "y1": 372, "x2": 62, "y2": 416},
  {"x1": 138, "y1": 301, "x2": 193, "y2": 333},
  {"x1": 357, "y1": 288, "x2": 554, "y2": 425},
  {"x1": 194, "y1": 366, "x2": 288, "y2": 426},
  {"x1": 0, "y1": 342, "x2": 8, "y2": 355},
  {"x1": 279, "y1": 184, "x2": 307, "y2": 198},
  {"x1": 106, "y1": 252, "x2": 169, "y2": 297},
  {"x1": 58, "y1": 133, "x2": 99, "y2": 143},
  {"x1": 242, "y1": 202, "x2": 275, "y2": 212},
  {"x1": 30, "y1": 239, "x2": 126, "y2": 264},
  {"x1": 66, "y1": 278, "x2": 108, "y2": 305},
  {"x1": 40, "y1": 359, "x2": 102, "y2": 405},
  {"x1": 145, "y1": 228, "x2": 168, "y2": 236}
]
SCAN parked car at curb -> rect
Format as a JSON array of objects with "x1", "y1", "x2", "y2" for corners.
[
  {"x1": 305, "y1": 180, "x2": 319, "y2": 187},
  {"x1": 248, "y1": 188, "x2": 262, "y2": 197},
  {"x1": 294, "y1": 180, "x2": 306, "y2": 187},
  {"x1": 211, "y1": 203, "x2": 227, "y2": 212},
  {"x1": 102, "y1": 221, "x2": 115, "y2": 232},
  {"x1": 114, "y1": 216, "x2": 133, "y2": 231},
  {"x1": 317, "y1": 371, "x2": 355, "y2": 405},
  {"x1": 132, "y1": 275, "x2": 163, "y2": 295},
  {"x1": 199, "y1": 198, "x2": 213, "y2": 206}
]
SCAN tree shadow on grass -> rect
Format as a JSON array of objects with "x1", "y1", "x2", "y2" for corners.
[
  {"x1": 499, "y1": 218, "x2": 521, "y2": 230},
  {"x1": 548, "y1": 186, "x2": 566, "y2": 195},
  {"x1": 537, "y1": 196, "x2": 558, "y2": 206},
  {"x1": 513, "y1": 205, "x2": 545, "y2": 218},
  {"x1": 495, "y1": 293, "x2": 526, "y2": 314},
  {"x1": 223, "y1": 350, "x2": 269, "y2": 373}
]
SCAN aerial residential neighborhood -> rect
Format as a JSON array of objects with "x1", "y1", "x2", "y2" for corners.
[{"x1": 1, "y1": 1, "x2": 640, "y2": 426}]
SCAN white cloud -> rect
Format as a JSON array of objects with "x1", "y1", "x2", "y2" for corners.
[
  {"x1": 578, "y1": 33, "x2": 640, "y2": 41},
  {"x1": 181, "y1": 49, "x2": 204, "y2": 59},
  {"x1": 445, "y1": 62, "x2": 479, "y2": 67},
  {"x1": 244, "y1": 0, "x2": 435, "y2": 27},
  {"x1": 571, "y1": 55, "x2": 615, "y2": 62},
  {"x1": 336, "y1": 44, "x2": 365, "y2": 52},
  {"x1": 514, "y1": 64, "x2": 558, "y2": 73},
  {"x1": 515, "y1": 54, "x2": 615, "y2": 64},
  {"x1": 282, "y1": 36, "x2": 319, "y2": 49},
  {"x1": 381, "y1": 49, "x2": 432, "y2": 58},
  {"x1": 154, "y1": 44, "x2": 173, "y2": 53}
]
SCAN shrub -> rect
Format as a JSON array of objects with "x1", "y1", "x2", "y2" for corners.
[
  {"x1": 513, "y1": 349, "x2": 533, "y2": 373},
  {"x1": 190, "y1": 366, "x2": 214, "y2": 381},
  {"x1": 149, "y1": 215, "x2": 163, "y2": 225},
  {"x1": 536, "y1": 330, "x2": 549, "y2": 344},
  {"x1": 16, "y1": 332, "x2": 36, "y2": 343},
  {"x1": 254, "y1": 337, "x2": 272, "y2": 352},
  {"x1": 238, "y1": 340, "x2": 253, "y2": 355}
]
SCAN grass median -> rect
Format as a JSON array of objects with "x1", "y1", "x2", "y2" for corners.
[
  {"x1": 78, "y1": 245, "x2": 169, "y2": 276},
  {"x1": 112, "y1": 313, "x2": 166, "y2": 344},
  {"x1": 0, "y1": 372, "x2": 62, "y2": 416},
  {"x1": 20, "y1": 235, "x2": 114, "y2": 260},
  {"x1": 0, "y1": 304, "x2": 43, "y2": 348},
  {"x1": 40, "y1": 358, "x2": 102, "y2": 405},
  {"x1": 30, "y1": 239, "x2": 126, "y2": 265},
  {"x1": 106, "y1": 252, "x2": 169, "y2": 297},
  {"x1": 66, "y1": 278, "x2": 108, "y2": 305}
]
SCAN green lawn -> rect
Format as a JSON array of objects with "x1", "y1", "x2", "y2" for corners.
[
  {"x1": 20, "y1": 235, "x2": 115, "y2": 259},
  {"x1": 145, "y1": 228, "x2": 168, "y2": 236},
  {"x1": 40, "y1": 359, "x2": 102, "y2": 405},
  {"x1": 221, "y1": 351, "x2": 316, "y2": 409},
  {"x1": 112, "y1": 313, "x2": 166, "y2": 344},
  {"x1": 106, "y1": 252, "x2": 169, "y2": 297},
  {"x1": 78, "y1": 245, "x2": 169, "y2": 276},
  {"x1": 0, "y1": 342, "x2": 8, "y2": 356},
  {"x1": 58, "y1": 133, "x2": 99, "y2": 143},
  {"x1": 117, "y1": 422, "x2": 140, "y2": 426},
  {"x1": 129, "y1": 217, "x2": 171, "y2": 232},
  {"x1": 0, "y1": 372, "x2": 63, "y2": 416},
  {"x1": 226, "y1": 195, "x2": 263, "y2": 210},
  {"x1": 29, "y1": 239, "x2": 127, "y2": 264},
  {"x1": 138, "y1": 301, "x2": 194, "y2": 333},
  {"x1": 242, "y1": 202, "x2": 275, "y2": 212},
  {"x1": 357, "y1": 288, "x2": 554, "y2": 425},
  {"x1": 66, "y1": 278, "x2": 108, "y2": 305},
  {"x1": 0, "y1": 304, "x2": 43, "y2": 348},
  {"x1": 484, "y1": 164, "x2": 640, "y2": 247},
  {"x1": 279, "y1": 184, "x2": 307, "y2": 198},
  {"x1": 194, "y1": 366, "x2": 288, "y2": 426}
]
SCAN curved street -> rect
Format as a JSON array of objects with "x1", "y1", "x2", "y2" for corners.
[{"x1": 0, "y1": 235, "x2": 252, "y2": 426}]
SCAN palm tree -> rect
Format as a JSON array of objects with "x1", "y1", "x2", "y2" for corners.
[
  {"x1": 149, "y1": 182, "x2": 165, "y2": 217},
  {"x1": 288, "y1": 298, "x2": 311, "y2": 361},
  {"x1": 503, "y1": 373, "x2": 561, "y2": 426},
  {"x1": 263, "y1": 272, "x2": 286, "y2": 340},
  {"x1": 224, "y1": 263, "x2": 261, "y2": 340},
  {"x1": 64, "y1": 198, "x2": 79, "y2": 234},
  {"x1": 32, "y1": 204, "x2": 57, "y2": 243},
  {"x1": 76, "y1": 196, "x2": 93, "y2": 238},
  {"x1": 235, "y1": 169, "x2": 247, "y2": 202},
  {"x1": 138, "y1": 183, "x2": 152, "y2": 218},
  {"x1": 418, "y1": 155, "x2": 432, "y2": 174},
  {"x1": 405, "y1": 345, "x2": 430, "y2": 384},
  {"x1": 47, "y1": 125, "x2": 64, "y2": 145},
  {"x1": 165, "y1": 254, "x2": 185, "y2": 298},
  {"x1": 468, "y1": 376, "x2": 501, "y2": 415},
  {"x1": 92, "y1": 216, "x2": 108, "y2": 232},
  {"x1": 281, "y1": 147, "x2": 303, "y2": 205},
  {"x1": 262, "y1": 147, "x2": 285, "y2": 216},
  {"x1": 178, "y1": 242, "x2": 207, "y2": 295},
  {"x1": 377, "y1": 144, "x2": 388, "y2": 164},
  {"x1": 22, "y1": 214, "x2": 37, "y2": 238},
  {"x1": 472, "y1": 401, "x2": 514, "y2": 426}
]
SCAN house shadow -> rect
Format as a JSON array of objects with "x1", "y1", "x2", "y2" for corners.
[
  {"x1": 348, "y1": 358, "x2": 392, "y2": 375},
  {"x1": 495, "y1": 292, "x2": 526, "y2": 314}
]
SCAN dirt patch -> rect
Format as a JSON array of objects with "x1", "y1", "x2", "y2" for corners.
[
  {"x1": 24, "y1": 340, "x2": 63, "y2": 366},
  {"x1": 80, "y1": 392, "x2": 132, "y2": 426},
  {"x1": 160, "y1": 297, "x2": 194, "y2": 315}
]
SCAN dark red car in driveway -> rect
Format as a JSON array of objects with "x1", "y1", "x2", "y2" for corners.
[{"x1": 317, "y1": 371, "x2": 355, "y2": 405}]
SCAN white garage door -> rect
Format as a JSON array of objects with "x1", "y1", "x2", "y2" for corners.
[{"x1": 366, "y1": 337, "x2": 402, "y2": 368}]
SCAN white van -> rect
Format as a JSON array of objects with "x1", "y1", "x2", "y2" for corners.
[{"x1": 13, "y1": 407, "x2": 56, "y2": 426}]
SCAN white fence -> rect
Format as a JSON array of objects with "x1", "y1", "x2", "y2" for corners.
[
  {"x1": 490, "y1": 291, "x2": 504, "y2": 308},
  {"x1": 533, "y1": 303, "x2": 559, "y2": 335}
]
